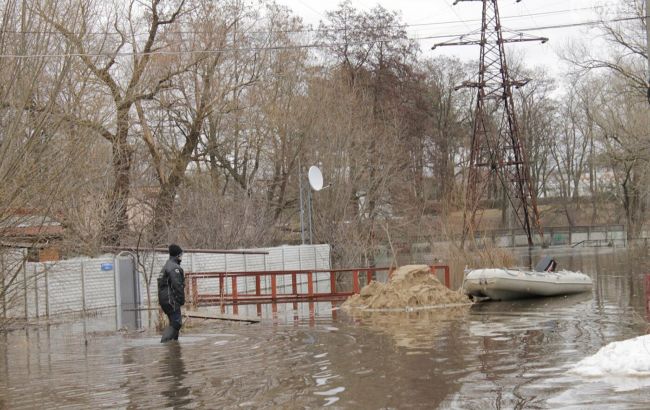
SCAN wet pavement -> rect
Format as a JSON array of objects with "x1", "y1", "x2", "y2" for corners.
[{"x1": 1, "y1": 247, "x2": 650, "y2": 408}]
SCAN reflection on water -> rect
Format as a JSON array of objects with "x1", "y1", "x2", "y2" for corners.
[
  {"x1": 347, "y1": 306, "x2": 471, "y2": 350},
  {"x1": 1, "y1": 247, "x2": 650, "y2": 408}
]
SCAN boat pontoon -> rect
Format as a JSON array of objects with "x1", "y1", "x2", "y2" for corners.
[{"x1": 463, "y1": 256, "x2": 593, "y2": 301}]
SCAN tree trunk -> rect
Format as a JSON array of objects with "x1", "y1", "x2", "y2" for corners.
[{"x1": 102, "y1": 107, "x2": 133, "y2": 245}]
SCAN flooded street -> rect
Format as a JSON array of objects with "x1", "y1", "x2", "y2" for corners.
[{"x1": 2, "y1": 247, "x2": 650, "y2": 409}]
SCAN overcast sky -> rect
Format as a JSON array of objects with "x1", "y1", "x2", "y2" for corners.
[{"x1": 276, "y1": 0, "x2": 614, "y2": 79}]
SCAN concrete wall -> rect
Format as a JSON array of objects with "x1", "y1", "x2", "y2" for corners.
[
  {"x1": 139, "y1": 244, "x2": 331, "y2": 305},
  {"x1": 2, "y1": 244, "x2": 330, "y2": 319}
]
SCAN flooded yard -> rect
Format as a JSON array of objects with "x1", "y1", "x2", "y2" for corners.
[{"x1": 2, "y1": 247, "x2": 650, "y2": 408}]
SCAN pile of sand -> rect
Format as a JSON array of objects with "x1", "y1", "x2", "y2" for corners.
[{"x1": 341, "y1": 265, "x2": 470, "y2": 310}]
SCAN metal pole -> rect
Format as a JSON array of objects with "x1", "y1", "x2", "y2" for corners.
[
  {"x1": 34, "y1": 265, "x2": 38, "y2": 318},
  {"x1": 45, "y1": 268, "x2": 49, "y2": 318},
  {"x1": 307, "y1": 184, "x2": 313, "y2": 244},
  {"x1": 298, "y1": 158, "x2": 305, "y2": 244}
]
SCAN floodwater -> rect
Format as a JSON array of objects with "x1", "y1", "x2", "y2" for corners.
[{"x1": 2, "y1": 247, "x2": 650, "y2": 409}]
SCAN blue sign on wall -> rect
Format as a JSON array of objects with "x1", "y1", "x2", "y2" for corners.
[{"x1": 101, "y1": 262, "x2": 113, "y2": 271}]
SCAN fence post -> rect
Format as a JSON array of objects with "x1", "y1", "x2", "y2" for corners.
[
  {"x1": 80, "y1": 261, "x2": 86, "y2": 312},
  {"x1": 1, "y1": 253, "x2": 5, "y2": 320},
  {"x1": 34, "y1": 265, "x2": 39, "y2": 318},
  {"x1": 219, "y1": 273, "x2": 225, "y2": 313},
  {"x1": 23, "y1": 259, "x2": 27, "y2": 319},
  {"x1": 353, "y1": 270, "x2": 360, "y2": 294},
  {"x1": 307, "y1": 272, "x2": 314, "y2": 296},
  {"x1": 271, "y1": 274, "x2": 277, "y2": 300},
  {"x1": 231, "y1": 275, "x2": 238, "y2": 303},
  {"x1": 264, "y1": 253, "x2": 268, "y2": 294},
  {"x1": 330, "y1": 271, "x2": 336, "y2": 294},
  {"x1": 192, "y1": 277, "x2": 198, "y2": 307},
  {"x1": 45, "y1": 268, "x2": 50, "y2": 318},
  {"x1": 184, "y1": 273, "x2": 190, "y2": 305},
  {"x1": 313, "y1": 246, "x2": 319, "y2": 292}
]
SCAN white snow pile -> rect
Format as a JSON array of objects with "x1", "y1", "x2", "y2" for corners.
[{"x1": 569, "y1": 334, "x2": 650, "y2": 377}]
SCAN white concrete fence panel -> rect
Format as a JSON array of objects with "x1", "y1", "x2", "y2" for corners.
[{"x1": 2, "y1": 244, "x2": 330, "y2": 319}]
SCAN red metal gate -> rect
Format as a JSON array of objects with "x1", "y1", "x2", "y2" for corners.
[{"x1": 185, "y1": 265, "x2": 451, "y2": 308}]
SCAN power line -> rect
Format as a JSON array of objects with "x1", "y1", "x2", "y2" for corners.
[
  {"x1": 0, "y1": 6, "x2": 604, "y2": 37},
  {"x1": 0, "y1": 16, "x2": 641, "y2": 59}
]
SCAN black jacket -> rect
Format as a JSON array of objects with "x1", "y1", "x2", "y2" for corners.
[{"x1": 157, "y1": 256, "x2": 185, "y2": 311}]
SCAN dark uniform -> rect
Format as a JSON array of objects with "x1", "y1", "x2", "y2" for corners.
[{"x1": 158, "y1": 244, "x2": 185, "y2": 342}]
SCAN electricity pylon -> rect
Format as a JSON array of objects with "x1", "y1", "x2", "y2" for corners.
[{"x1": 433, "y1": 0, "x2": 546, "y2": 247}]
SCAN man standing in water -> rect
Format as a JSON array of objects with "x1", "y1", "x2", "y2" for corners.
[{"x1": 158, "y1": 244, "x2": 185, "y2": 342}]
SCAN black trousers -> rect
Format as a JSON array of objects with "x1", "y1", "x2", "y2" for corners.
[{"x1": 161, "y1": 305, "x2": 182, "y2": 343}]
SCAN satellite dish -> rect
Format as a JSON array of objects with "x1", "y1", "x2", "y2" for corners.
[{"x1": 308, "y1": 166, "x2": 324, "y2": 191}]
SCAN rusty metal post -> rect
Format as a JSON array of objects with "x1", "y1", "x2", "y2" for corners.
[
  {"x1": 353, "y1": 270, "x2": 360, "y2": 294},
  {"x1": 307, "y1": 272, "x2": 314, "y2": 296},
  {"x1": 231, "y1": 276, "x2": 238, "y2": 303},
  {"x1": 219, "y1": 273, "x2": 225, "y2": 313},
  {"x1": 330, "y1": 271, "x2": 336, "y2": 294},
  {"x1": 191, "y1": 277, "x2": 198, "y2": 308},
  {"x1": 271, "y1": 274, "x2": 277, "y2": 300},
  {"x1": 184, "y1": 273, "x2": 190, "y2": 306}
]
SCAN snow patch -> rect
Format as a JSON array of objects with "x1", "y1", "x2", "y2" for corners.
[{"x1": 569, "y1": 334, "x2": 650, "y2": 377}]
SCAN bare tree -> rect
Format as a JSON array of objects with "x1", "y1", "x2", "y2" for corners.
[
  {"x1": 39, "y1": 0, "x2": 188, "y2": 245},
  {"x1": 562, "y1": 0, "x2": 649, "y2": 237},
  {"x1": 0, "y1": 0, "x2": 77, "y2": 326}
]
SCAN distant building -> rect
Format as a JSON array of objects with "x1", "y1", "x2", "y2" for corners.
[{"x1": 0, "y1": 210, "x2": 63, "y2": 262}]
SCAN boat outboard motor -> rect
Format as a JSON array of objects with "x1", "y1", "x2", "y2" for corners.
[{"x1": 535, "y1": 256, "x2": 558, "y2": 272}]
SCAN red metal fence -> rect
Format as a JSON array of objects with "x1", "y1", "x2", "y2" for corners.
[{"x1": 185, "y1": 265, "x2": 450, "y2": 308}]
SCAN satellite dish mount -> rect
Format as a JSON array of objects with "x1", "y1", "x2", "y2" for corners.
[{"x1": 299, "y1": 164, "x2": 327, "y2": 244}]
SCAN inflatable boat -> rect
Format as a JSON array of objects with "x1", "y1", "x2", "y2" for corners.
[{"x1": 463, "y1": 257, "x2": 593, "y2": 301}]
